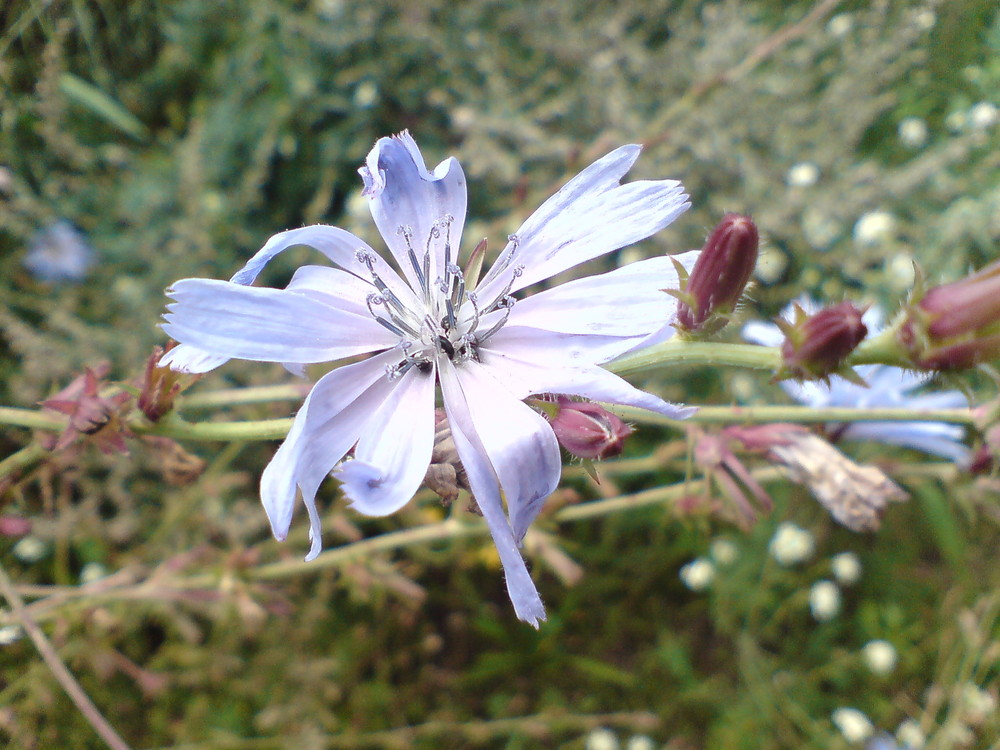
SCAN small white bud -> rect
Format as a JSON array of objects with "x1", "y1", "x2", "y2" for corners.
[
  {"x1": 709, "y1": 538, "x2": 738, "y2": 566},
  {"x1": 827, "y1": 13, "x2": 853, "y2": 37},
  {"x1": 810, "y1": 580, "x2": 841, "y2": 622},
  {"x1": 853, "y1": 211, "x2": 896, "y2": 247},
  {"x1": 831, "y1": 707, "x2": 874, "y2": 743},
  {"x1": 862, "y1": 640, "x2": 897, "y2": 675},
  {"x1": 968, "y1": 102, "x2": 998, "y2": 131},
  {"x1": 625, "y1": 736, "x2": 656, "y2": 750},
  {"x1": 0, "y1": 625, "x2": 24, "y2": 646},
  {"x1": 912, "y1": 9, "x2": 935, "y2": 30},
  {"x1": 680, "y1": 558, "x2": 715, "y2": 592},
  {"x1": 960, "y1": 682, "x2": 997, "y2": 724},
  {"x1": 831, "y1": 552, "x2": 862, "y2": 585},
  {"x1": 786, "y1": 162, "x2": 820, "y2": 187},
  {"x1": 586, "y1": 728, "x2": 620, "y2": 750},
  {"x1": 12, "y1": 536, "x2": 47, "y2": 564},
  {"x1": 896, "y1": 718, "x2": 926, "y2": 749},
  {"x1": 944, "y1": 110, "x2": 967, "y2": 133},
  {"x1": 898, "y1": 117, "x2": 929, "y2": 149},
  {"x1": 79, "y1": 562, "x2": 109, "y2": 585},
  {"x1": 769, "y1": 522, "x2": 815, "y2": 566}
]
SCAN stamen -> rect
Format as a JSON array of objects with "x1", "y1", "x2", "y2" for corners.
[
  {"x1": 481, "y1": 234, "x2": 520, "y2": 285},
  {"x1": 439, "y1": 214, "x2": 454, "y2": 269},
  {"x1": 444, "y1": 298, "x2": 457, "y2": 331},
  {"x1": 476, "y1": 296, "x2": 515, "y2": 343},
  {"x1": 481, "y1": 264, "x2": 524, "y2": 313},
  {"x1": 367, "y1": 293, "x2": 420, "y2": 338},
  {"x1": 449, "y1": 265, "x2": 466, "y2": 312},
  {"x1": 466, "y1": 291, "x2": 481, "y2": 332},
  {"x1": 399, "y1": 225, "x2": 426, "y2": 291}
]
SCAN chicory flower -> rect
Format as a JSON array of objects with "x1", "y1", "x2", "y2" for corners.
[{"x1": 161, "y1": 132, "x2": 696, "y2": 625}]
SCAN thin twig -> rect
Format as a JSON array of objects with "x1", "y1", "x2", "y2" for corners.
[{"x1": 0, "y1": 561, "x2": 133, "y2": 750}]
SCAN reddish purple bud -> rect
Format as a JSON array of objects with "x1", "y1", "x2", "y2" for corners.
[
  {"x1": 779, "y1": 301, "x2": 868, "y2": 379},
  {"x1": 899, "y1": 260, "x2": 1000, "y2": 370},
  {"x1": 0, "y1": 516, "x2": 32, "y2": 537},
  {"x1": 548, "y1": 397, "x2": 632, "y2": 460},
  {"x1": 675, "y1": 213, "x2": 759, "y2": 334}
]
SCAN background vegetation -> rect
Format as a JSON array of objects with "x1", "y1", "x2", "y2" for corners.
[{"x1": 1, "y1": 0, "x2": 998, "y2": 747}]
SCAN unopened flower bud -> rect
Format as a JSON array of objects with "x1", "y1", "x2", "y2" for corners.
[
  {"x1": 137, "y1": 344, "x2": 188, "y2": 422},
  {"x1": 0, "y1": 516, "x2": 32, "y2": 538},
  {"x1": 899, "y1": 260, "x2": 1000, "y2": 369},
  {"x1": 548, "y1": 397, "x2": 631, "y2": 460},
  {"x1": 777, "y1": 301, "x2": 868, "y2": 379},
  {"x1": 674, "y1": 213, "x2": 759, "y2": 334}
]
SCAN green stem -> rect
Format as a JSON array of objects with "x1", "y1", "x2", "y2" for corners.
[
  {"x1": 180, "y1": 384, "x2": 308, "y2": 409},
  {"x1": 617, "y1": 404, "x2": 976, "y2": 426},
  {"x1": 139, "y1": 415, "x2": 291, "y2": 442},
  {"x1": 609, "y1": 341, "x2": 781, "y2": 377},
  {"x1": 0, "y1": 406, "x2": 65, "y2": 432},
  {"x1": 0, "y1": 334, "x2": 956, "y2": 451}
]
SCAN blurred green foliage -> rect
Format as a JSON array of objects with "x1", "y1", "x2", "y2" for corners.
[{"x1": 1, "y1": 0, "x2": 999, "y2": 748}]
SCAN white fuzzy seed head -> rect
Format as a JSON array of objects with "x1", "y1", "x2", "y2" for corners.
[
  {"x1": 831, "y1": 551, "x2": 862, "y2": 585},
  {"x1": 968, "y1": 102, "x2": 998, "y2": 131},
  {"x1": 810, "y1": 580, "x2": 841, "y2": 622},
  {"x1": 710, "y1": 538, "x2": 738, "y2": 566},
  {"x1": 831, "y1": 707, "x2": 874, "y2": 743},
  {"x1": 680, "y1": 558, "x2": 715, "y2": 592},
  {"x1": 12, "y1": 536, "x2": 47, "y2": 564},
  {"x1": 896, "y1": 719, "x2": 926, "y2": 749},
  {"x1": 787, "y1": 162, "x2": 820, "y2": 187},
  {"x1": 960, "y1": 682, "x2": 997, "y2": 724},
  {"x1": 625, "y1": 736, "x2": 656, "y2": 750},
  {"x1": 853, "y1": 211, "x2": 897, "y2": 247},
  {"x1": 769, "y1": 522, "x2": 815, "y2": 566},
  {"x1": 827, "y1": 13, "x2": 853, "y2": 37},
  {"x1": 898, "y1": 117, "x2": 929, "y2": 149},
  {"x1": 586, "y1": 728, "x2": 620, "y2": 750},
  {"x1": 79, "y1": 562, "x2": 109, "y2": 585},
  {"x1": 862, "y1": 640, "x2": 898, "y2": 675},
  {"x1": 0, "y1": 625, "x2": 24, "y2": 646}
]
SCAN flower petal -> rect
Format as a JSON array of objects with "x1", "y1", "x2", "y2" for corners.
[
  {"x1": 285, "y1": 264, "x2": 375, "y2": 317},
  {"x1": 337, "y1": 365, "x2": 437, "y2": 516},
  {"x1": 479, "y1": 333, "x2": 695, "y2": 419},
  {"x1": 361, "y1": 132, "x2": 467, "y2": 290},
  {"x1": 450, "y1": 359, "x2": 562, "y2": 542},
  {"x1": 229, "y1": 224, "x2": 415, "y2": 306},
  {"x1": 476, "y1": 146, "x2": 689, "y2": 300},
  {"x1": 158, "y1": 344, "x2": 231, "y2": 374},
  {"x1": 260, "y1": 350, "x2": 402, "y2": 560},
  {"x1": 163, "y1": 279, "x2": 396, "y2": 363},
  {"x1": 439, "y1": 359, "x2": 547, "y2": 626},
  {"x1": 842, "y1": 422, "x2": 969, "y2": 463},
  {"x1": 507, "y1": 251, "x2": 700, "y2": 344}
]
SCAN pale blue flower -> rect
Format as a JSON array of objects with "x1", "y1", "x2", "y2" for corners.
[
  {"x1": 744, "y1": 301, "x2": 968, "y2": 463},
  {"x1": 23, "y1": 220, "x2": 95, "y2": 282},
  {"x1": 161, "y1": 132, "x2": 695, "y2": 625}
]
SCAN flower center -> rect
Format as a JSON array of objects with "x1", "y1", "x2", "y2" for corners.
[{"x1": 356, "y1": 219, "x2": 522, "y2": 379}]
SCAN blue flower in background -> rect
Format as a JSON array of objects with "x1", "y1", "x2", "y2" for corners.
[
  {"x1": 744, "y1": 300, "x2": 969, "y2": 463},
  {"x1": 23, "y1": 220, "x2": 96, "y2": 283},
  {"x1": 865, "y1": 733, "x2": 914, "y2": 750}
]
